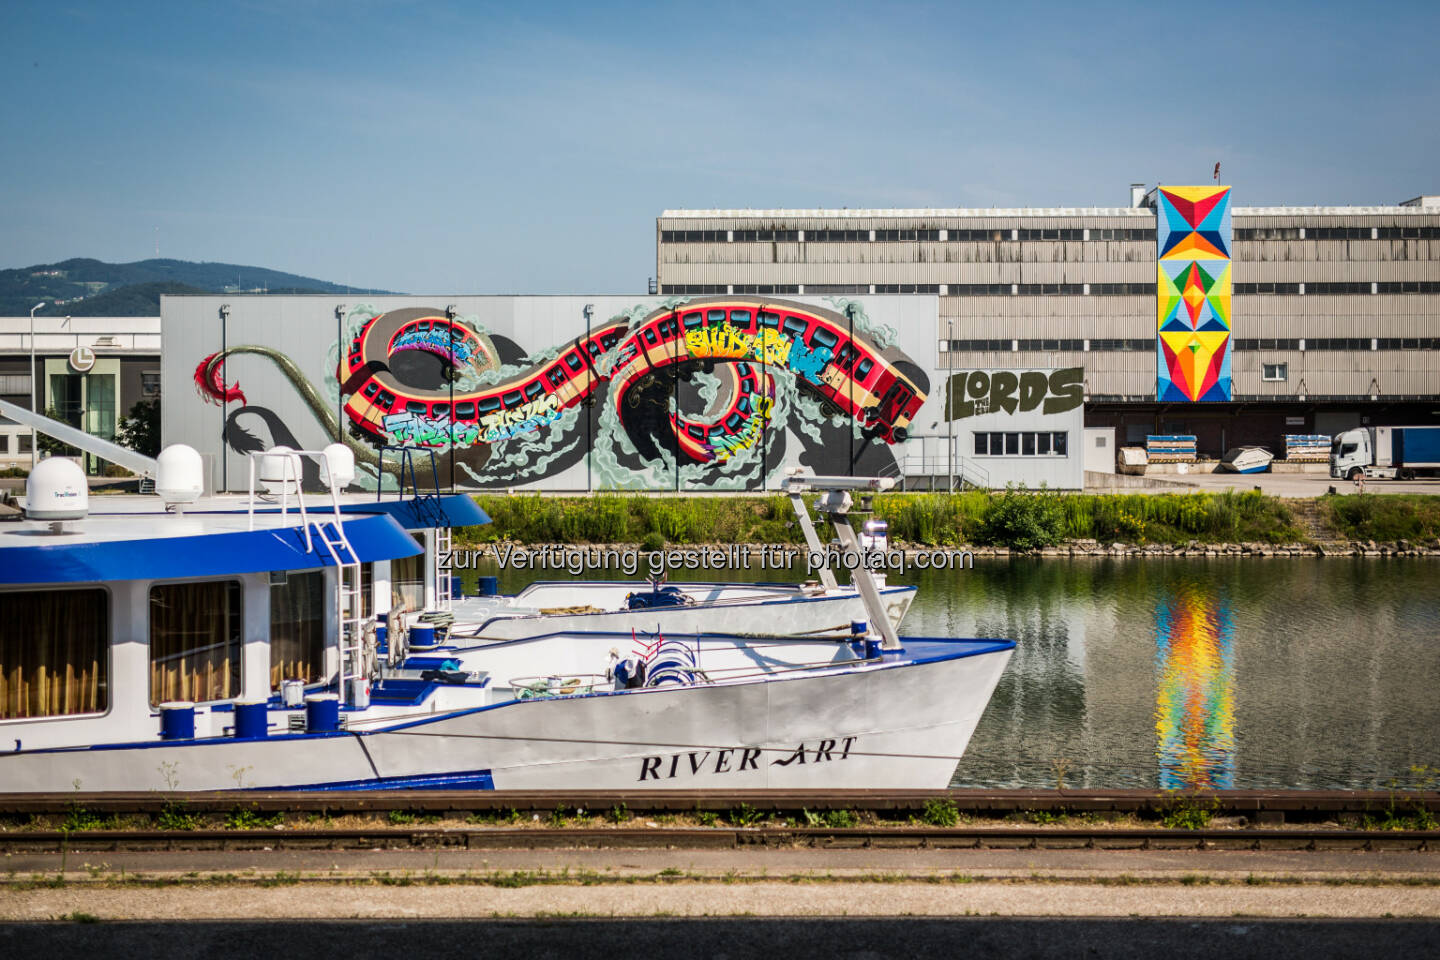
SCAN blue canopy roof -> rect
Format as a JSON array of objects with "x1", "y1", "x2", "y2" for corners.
[
  {"x1": 0, "y1": 513, "x2": 423, "y2": 585},
  {"x1": 337, "y1": 494, "x2": 490, "y2": 531}
]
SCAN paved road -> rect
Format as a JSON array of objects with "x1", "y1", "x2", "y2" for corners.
[
  {"x1": 1170, "y1": 471, "x2": 1440, "y2": 498},
  {"x1": 3, "y1": 918, "x2": 1440, "y2": 959}
]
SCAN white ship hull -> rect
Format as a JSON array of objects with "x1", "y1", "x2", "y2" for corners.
[{"x1": 0, "y1": 637, "x2": 1011, "y2": 793}]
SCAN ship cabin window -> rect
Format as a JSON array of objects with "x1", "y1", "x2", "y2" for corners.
[
  {"x1": 0, "y1": 588, "x2": 109, "y2": 720},
  {"x1": 392, "y1": 534, "x2": 426, "y2": 614},
  {"x1": 565, "y1": 352, "x2": 584, "y2": 372},
  {"x1": 149, "y1": 580, "x2": 242, "y2": 706},
  {"x1": 524, "y1": 382, "x2": 544, "y2": 401},
  {"x1": 682, "y1": 312, "x2": 704, "y2": 330},
  {"x1": 270, "y1": 570, "x2": 326, "y2": 689},
  {"x1": 454, "y1": 401, "x2": 476, "y2": 420},
  {"x1": 854, "y1": 358, "x2": 874, "y2": 381},
  {"x1": 759, "y1": 311, "x2": 781, "y2": 329},
  {"x1": 783, "y1": 316, "x2": 808, "y2": 338}
]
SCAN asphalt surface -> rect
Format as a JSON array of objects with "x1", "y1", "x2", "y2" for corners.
[
  {"x1": 1101, "y1": 471, "x2": 1440, "y2": 497},
  {"x1": 3, "y1": 918, "x2": 1439, "y2": 959}
]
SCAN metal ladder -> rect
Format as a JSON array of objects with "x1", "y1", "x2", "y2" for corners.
[
  {"x1": 435, "y1": 525, "x2": 453, "y2": 611},
  {"x1": 314, "y1": 519, "x2": 366, "y2": 706}
]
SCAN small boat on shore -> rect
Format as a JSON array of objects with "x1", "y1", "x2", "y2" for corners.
[
  {"x1": 0, "y1": 450, "x2": 1013, "y2": 792},
  {"x1": 1217, "y1": 446, "x2": 1274, "y2": 474}
]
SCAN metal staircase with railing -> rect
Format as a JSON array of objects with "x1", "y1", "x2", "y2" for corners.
[
  {"x1": 378, "y1": 445, "x2": 452, "y2": 612},
  {"x1": 246, "y1": 448, "x2": 372, "y2": 707}
]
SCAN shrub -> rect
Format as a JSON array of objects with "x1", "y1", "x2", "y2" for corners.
[{"x1": 978, "y1": 488, "x2": 1065, "y2": 549}]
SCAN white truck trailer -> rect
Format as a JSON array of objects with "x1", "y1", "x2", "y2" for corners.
[{"x1": 1329, "y1": 425, "x2": 1440, "y2": 481}]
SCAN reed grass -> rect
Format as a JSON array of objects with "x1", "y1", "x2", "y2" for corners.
[
  {"x1": 1320, "y1": 494, "x2": 1440, "y2": 542},
  {"x1": 457, "y1": 489, "x2": 1336, "y2": 548}
]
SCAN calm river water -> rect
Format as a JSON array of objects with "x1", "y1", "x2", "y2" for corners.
[{"x1": 459, "y1": 556, "x2": 1440, "y2": 791}]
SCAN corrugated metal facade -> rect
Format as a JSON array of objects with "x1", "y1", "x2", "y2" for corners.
[{"x1": 656, "y1": 204, "x2": 1440, "y2": 407}]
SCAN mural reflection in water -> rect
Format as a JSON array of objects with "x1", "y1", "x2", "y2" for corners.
[{"x1": 1154, "y1": 584, "x2": 1236, "y2": 789}]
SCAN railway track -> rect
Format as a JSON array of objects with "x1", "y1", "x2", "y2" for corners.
[
  {"x1": 0, "y1": 825, "x2": 1435, "y2": 854},
  {"x1": 3, "y1": 788, "x2": 1436, "y2": 817}
]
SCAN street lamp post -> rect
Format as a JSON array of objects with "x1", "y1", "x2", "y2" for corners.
[{"x1": 28, "y1": 301, "x2": 45, "y2": 470}]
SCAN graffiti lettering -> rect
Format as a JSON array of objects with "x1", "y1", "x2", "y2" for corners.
[
  {"x1": 752, "y1": 328, "x2": 792, "y2": 367},
  {"x1": 685, "y1": 323, "x2": 755, "y2": 360},
  {"x1": 479, "y1": 394, "x2": 562, "y2": 442},
  {"x1": 709, "y1": 414, "x2": 768, "y2": 461},
  {"x1": 383, "y1": 412, "x2": 482, "y2": 449},
  {"x1": 945, "y1": 367, "x2": 1084, "y2": 420},
  {"x1": 787, "y1": 339, "x2": 833, "y2": 385},
  {"x1": 392, "y1": 328, "x2": 476, "y2": 366}
]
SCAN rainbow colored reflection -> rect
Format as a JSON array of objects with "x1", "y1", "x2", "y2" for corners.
[{"x1": 1154, "y1": 586, "x2": 1236, "y2": 789}]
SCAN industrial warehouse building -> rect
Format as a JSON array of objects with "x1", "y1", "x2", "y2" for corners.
[{"x1": 656, "y1": 190, "x2": 1440, "y2": 458}]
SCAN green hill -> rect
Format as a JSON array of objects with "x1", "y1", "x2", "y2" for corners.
[{"x1": 2, "y1": 258, "x2": 396, "y2": 316}]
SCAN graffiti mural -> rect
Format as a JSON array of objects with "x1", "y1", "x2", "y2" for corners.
[
  {"x1": 1154, "y1": 585, "x2": 1236, "y2": 790},
  {"x1": 1157, "y1": 185, "x2": 1232, "y2": 402},
  {"x1": 191, "y1": 296, "x2": 931, "y2": 491}
]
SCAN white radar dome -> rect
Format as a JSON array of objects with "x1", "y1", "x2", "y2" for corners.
[
  {"x1": 25, "y1": 457, "x2": 89, "y2": 521},
  {"x1": 319, "y1": 443, "x2": 355, "y2": 491},
  {"x1": 259, "y1": 446, "x2": 302, "y2": 495},
  {"x1": 155, "y1": 444, "x2": 205, "y2": 506}
]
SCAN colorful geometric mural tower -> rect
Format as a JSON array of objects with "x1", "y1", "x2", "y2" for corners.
[
  {"x1": 1154, "y1": 585, "x2": 1236, "y2": 790},
  {"x1": 1157, "y1": 185, "x2": 1232, "y2": 402}
]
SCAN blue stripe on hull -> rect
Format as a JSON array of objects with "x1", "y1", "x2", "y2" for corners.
[{"x1": 261, "y1": 769, "x2": 495, "y2": 792}]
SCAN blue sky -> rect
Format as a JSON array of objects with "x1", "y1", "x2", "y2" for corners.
[{"x1": 3, "y1": 0, "x2": 1436, "y2": 293}]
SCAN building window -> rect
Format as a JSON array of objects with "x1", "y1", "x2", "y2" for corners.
[
  {"x1": 0, "y1": 588, "x2": 108, "y2": 719},
  {"x1": 661, "y1": 284, "x2": 727, "y2": 295},
  {"x1": 1262, "y1": 363, "x2": 1289, "y2": 382},
  {"x1": 141, "y1": 372, "x2": 161, "y2": 397},
  {"x1": 0, "y1": 374, "x2": 32, "y2": 395},
  {"x1": 973, "y1": 432, "x2": 1070, "y2": 457},
  {"x1": 16, "y1": 434, "x2": 32, "y2": 454},
  {"x1": 270, "y1": 570, "x2": 326, "y2": 689},
  {"x1": 149, "y1": 580, "x2": 242, "y2": 705}
]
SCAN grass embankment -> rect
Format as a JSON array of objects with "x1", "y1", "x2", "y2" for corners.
[
  {"x1": 1321, "y1": 494, "x2": 1440, "y2": 542},
  {"x1": 463, "y1": 490, "x2": 1328, "y2": 549}
]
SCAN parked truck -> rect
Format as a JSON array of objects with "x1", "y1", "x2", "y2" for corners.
[{"x1": 1329, "y1": 426, "x2": 1440, "y2": 481}]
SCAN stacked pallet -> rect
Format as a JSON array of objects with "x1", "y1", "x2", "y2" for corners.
[
  {"x1": 1284, "y1": 434, "x2": 1332, "y2": 462},
  {"x1": 1145, "y1": 435, "x2": 1197, "y2": 463}
]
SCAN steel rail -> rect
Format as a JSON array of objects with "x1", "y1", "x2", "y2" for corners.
[
  {"x1": 2, "y1": 788, "x2": 1436, "y2": 817},
  {"x1": 0, "y1": 825, "x2": 1434, "y2": 854}
]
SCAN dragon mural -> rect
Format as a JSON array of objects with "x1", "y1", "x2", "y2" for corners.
[{"x1": 194, "y1": 297, "x2": 929, "y2": 490}]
